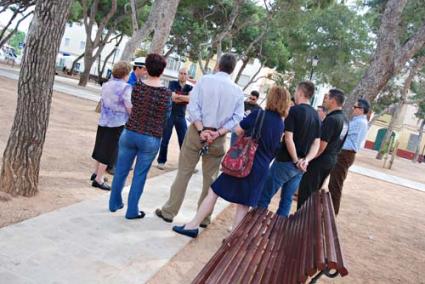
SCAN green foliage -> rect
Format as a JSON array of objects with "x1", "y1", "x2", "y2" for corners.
[
  {"x1": 8, "y1": 31, "x2": 25, "y2": 55},
  {"x1": 68, "y1": 0, "x2": 151, "y2": 37},
  {"x1": 279, "y1": 2, "x2": 373, "y2": 93},
  {"x1": 411, "y1": 78, "x2": 425, "y2": 120}
]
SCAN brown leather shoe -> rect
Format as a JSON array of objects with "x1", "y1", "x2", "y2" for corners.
[{"x1": 155, "y1": 209, "x2": 173, "y2": 223}]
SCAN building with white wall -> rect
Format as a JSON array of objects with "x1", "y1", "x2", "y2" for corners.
[{"x1": 56, "y1": 22, "x2": 183, "y2": 83}]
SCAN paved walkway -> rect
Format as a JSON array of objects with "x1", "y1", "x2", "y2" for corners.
[
  {"x1": 350, "y1": 165, "x2": 425, "y2": 193},
  {"x1": 0, "y1": 168, "x2": 228, "y2": 284},
  {"x1": 0, "y1": 65, "x2": 101, "y2": 102}
]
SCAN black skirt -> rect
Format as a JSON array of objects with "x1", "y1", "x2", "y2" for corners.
[{"x1": 92, "y1": 125, "x2": 124, "y2": 166}]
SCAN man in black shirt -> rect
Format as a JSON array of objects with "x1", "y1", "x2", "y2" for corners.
[
  {"x1": 230, "y1": 90, "x2": 262, "y2": 145},
  {"x1": 244, "y1": 90, "x2": 262, "y2": 115},
  {"x1": 156, "y1": 68, "x2": 193, "y2": 169},
  {"x1": 257, "y1": 81, "x2": 321, "y2": 216},
  {"x1": 297, "y1": 89, "x2": 349, "y2": 209}
]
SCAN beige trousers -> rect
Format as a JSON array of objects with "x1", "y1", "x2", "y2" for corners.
[{"x1": 160, "y1": 124, "x2": 226, "y2": 225}]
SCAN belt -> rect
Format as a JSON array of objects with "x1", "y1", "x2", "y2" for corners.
[{"x1": 203, "y1": 127, "x2": 217, "y2": 131}]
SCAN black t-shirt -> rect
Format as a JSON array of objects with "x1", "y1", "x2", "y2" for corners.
[
  {"x1": 318, "y1": 109, "x2": 349, "y2": 163},
  {"x1": 169, "y1": 80, "x2": 193, "y2": 117},
  {"x1": 276, "y1": 103, "x2": 321, "y2": 162},
  {"x1": 244, "y1": 101, "x2": 262, "y2": 117}
]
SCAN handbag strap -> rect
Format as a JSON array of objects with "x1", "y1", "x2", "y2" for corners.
[{"x1": 252, "y1": 110, "x2": 266, "y2": 140}]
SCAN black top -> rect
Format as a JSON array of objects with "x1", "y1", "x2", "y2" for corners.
[
  {"x1": 276, "y1": 103, "x2": 321, "y2": 162},
  {"x1": 244, "y1": 101, "x2": 262, "y2": 116},
  {"x1": 318, "y1": 109, "x2": 349, "y2": 163},
  {"x1": 168, "y1": 80, "x2": 193, "y2": 117}
]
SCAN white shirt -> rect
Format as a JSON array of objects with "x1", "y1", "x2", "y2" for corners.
[{"x1": 188, "y1": 72, "x2": 244, "y2": 130}]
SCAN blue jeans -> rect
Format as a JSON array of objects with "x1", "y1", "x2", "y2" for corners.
[
  {"x1": 109, "y1": 129, "x2": 160, "y2": 218},
  {"x1": 257, "y1": 160, "x2": 304, "y2": 216},
  {"x1": 157, "y1": 114, "x2": 187, "y2": 164}
]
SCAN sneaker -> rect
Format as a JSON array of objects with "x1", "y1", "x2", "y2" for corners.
[
  {"x1": 92, "y1": 180, "x2": 111, "y2": 191},
  {"x1": 157, "y1": 163, "x2": 165, "y2": 170}
]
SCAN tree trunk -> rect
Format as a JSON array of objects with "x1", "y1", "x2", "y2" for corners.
[
  {"x1": 129, "y1": 0, "x2": 139, "y2": 32},
  {"x1": 149, "y1": 0, "x2": 180, "y2": 54},
  {"x1": 98, "y1": 34, "x2": 124, "y2": 82},
  {"x1": 376, "y1": 105, "x2": 400, "y2": 160},
  {"x1": 0, "y1": 0, "x2": 72, "y2": 197},
  {"x1": 376, "y1": 56, "x2": 425, "y2": 160},
  {"x1": 68, "y1": 52, "x2": 85, "y2": 75},
  {"x1": 345, "y1": 0, "x2": 425, "y2": 114},
  {"x1": 413, "y1": 120, "x2": 425, "y2": 163},
  {"x1": 235, "y1": 56, "x2": 250, "y2": 84},
  {"x1": 78, "y1": 49, "x2": 95, "y2": 86},
  {"x1": 0, "y1": 10, "x2": 33, "y2": 49},
  {"x1": 120, "y1": 0, "x2": 180, "y2": 61},
  {"x1": 78, "y1": 0, "x2": 117, "y2": 86},
  {"x1": 243, "y1": 62, "x2": 264, "y2": 91}
]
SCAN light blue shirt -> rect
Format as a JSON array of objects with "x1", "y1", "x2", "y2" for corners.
[
  {"x1": 187, "y1": 72, "x2": 244, "y2": 130},
  {"x1": 342, "y1": 114, "x2": 368, "y2": 152}
]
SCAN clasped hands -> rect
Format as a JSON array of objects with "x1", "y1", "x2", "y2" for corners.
[
  {"x1": 200, "y1": 129, "x2": 220, "y2": 144},
  {"x1": 295, "y1": 158, "x2": 309, "y2": 172}
]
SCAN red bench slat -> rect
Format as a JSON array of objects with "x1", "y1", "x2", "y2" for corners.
[{"x1": 192, "y1": 190, "x2": 348, "y2": 284}]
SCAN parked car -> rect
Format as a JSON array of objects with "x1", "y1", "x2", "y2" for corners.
[{"x1": 0, "y1": 45, "x2": 21, "y2": 65}]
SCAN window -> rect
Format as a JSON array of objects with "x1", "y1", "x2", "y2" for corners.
[
  {"x1": 80, "y1": 41, "x2": 85, "y2": 50},
  {"x1": 75, "y1": 63, "x2": 81, "y2": 72},
  {"x1": 237, "y1": 74, "x2": 250, "y2": 87},
  {"x1": 64, "y1": 38, "x2": 70, "y2": 47},
  {"x1": 188, "y1": 63, "x2": 196, "y2": 78},
  {"x1": 58, "y1": 58, "x2": 65, "y2": 68},
  {"x1": 407, "y1": 133, "x2": 419, "y2": 152}
]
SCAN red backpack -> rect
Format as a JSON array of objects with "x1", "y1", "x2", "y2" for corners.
[{"x1": 221, "y1": 110, "x2": 265, "y2": 178}]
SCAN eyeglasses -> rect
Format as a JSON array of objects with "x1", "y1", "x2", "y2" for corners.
[{"x1": 353, "y1": 106, "x2": 363, "y2": 109}]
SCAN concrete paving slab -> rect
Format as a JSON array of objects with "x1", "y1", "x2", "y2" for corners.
[
  {"x1": 350, "y1": 165, "x2": 425, "y2": 193},
  {"x1": 0, "y1": 66, "x2": 100, "y2": 102},
  {"x1": 0, "y1": 169, "x2": 229, "y2": 284}
]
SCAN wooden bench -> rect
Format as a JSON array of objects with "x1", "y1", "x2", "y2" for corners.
[{"x1": 192, "y1": 190, "x2": 348, "y2": 284}]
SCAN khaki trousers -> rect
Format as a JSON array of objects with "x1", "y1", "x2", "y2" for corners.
[{"x1": 161, "y1": 124, "x2": 226, "y2": 225}]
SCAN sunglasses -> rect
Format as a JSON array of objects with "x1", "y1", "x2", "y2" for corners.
[{"x1": 353, "y1": 106, "x2": 363, "y2": 109}]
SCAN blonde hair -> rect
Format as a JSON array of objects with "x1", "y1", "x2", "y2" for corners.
[
  {"x1": 265, "y1": 85, "x2": 291, "y2": 117},
  {"x1": 112, "y1": 61, "x2": 131, "y2": 79}
]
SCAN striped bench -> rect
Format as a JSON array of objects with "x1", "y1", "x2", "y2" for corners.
[{"x1": 193, "y1": 190, "x2": 348, "y2": 284}]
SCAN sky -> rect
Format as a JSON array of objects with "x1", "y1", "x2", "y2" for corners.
[{"x1": 0, "y1": 7, "x2": 34, "y2": 34}]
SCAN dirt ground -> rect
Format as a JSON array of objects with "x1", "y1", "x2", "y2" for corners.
[
  {"x1": 1, "y1": 74, "x2": 425, "y2": 283},
  {"x1": 0, "y1": 76, "x2": 180, "y2": 228}
]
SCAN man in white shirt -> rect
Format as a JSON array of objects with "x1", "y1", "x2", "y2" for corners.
[{"x1": 156, "y1": 54, "x2": 244, "y2": 227}]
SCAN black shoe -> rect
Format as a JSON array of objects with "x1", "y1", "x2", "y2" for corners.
[
  {"x1": 172, "y1": 225, "x2": 199, "y2": 238},
  {"x1": 90, "y1": 173, "x2": 108, "y2": 182},
  {"x1": 110, "y1": 204, "x2": 124, "y2": 212},
  {"x1": 200, "y1": 224, "x2": 208, "y2": 228},
  {"x1": 155, "y1": 209, "x2": 173, "y2": 223},
  {"x1": 126, "y1": 211, "x2": 146, "y2": 219},
  {"x1": 92, "y1": 180, "x2": 111, "y2": 191}
]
